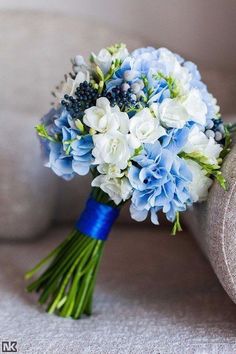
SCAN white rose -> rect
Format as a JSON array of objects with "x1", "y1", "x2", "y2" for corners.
[
  {"x1": 92, "y1": 175, "x2": 132, "y2": 205},
  {"x1": 182, "y1": 88, "x2": 207, "y2": 126},
  {"x1": 129, "y1": 108, "x2": 166, "y2": 147},
  {"x1": 183, "y1": 125, "x2": 222, "y2": 165},
  {"x1": 185, "y1": 159, "x2": 212, "y2": 202},
  {"x1": 158, "y1": 98, "x2": 189, "y2": 129},
  {"x1": 83, "y1": 97, "x2": 129, "y2": 134},
  {"x1": 92, "y1": 130, "x2": 133, "y2": 170},
  {"x1": 91, "y1": 48, "x2": 112, "y2": 75}
]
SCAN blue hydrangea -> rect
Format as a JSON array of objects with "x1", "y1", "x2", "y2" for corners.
[
  {"x1": 160, "y1": 125, "x2": 190, "y2": 154},
  {"x1": 39, "y1": 107, "x2": 94, "y2": 180},
  {"x1": 106, "y1": 51, "x2": 171, "y2": 104},
  {"x1": 128, "y1": 140, "x2": 193, "y2": 224}
]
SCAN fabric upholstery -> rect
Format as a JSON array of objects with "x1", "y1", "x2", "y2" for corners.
[
  {"x1": 183, "y1": 136, "x2": 236, "y2": 306},
  {"x1": 1, "y1": 226, "x2": 236, "y2": 353}
]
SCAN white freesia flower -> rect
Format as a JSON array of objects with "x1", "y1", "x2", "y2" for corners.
[
  {"x1": 129, "y1": 108, "x2": 166, "y2": 147},
  {"x1": 54, "y1": 71, "x2": 90, "y2": 102},
  {"x1": 112, "y1": 45, "x2": 129, "y2": 62},
  {"x1": 158, "y1": 98, "x2": 189, "y2": 129},
  {"x1": 182, "y1": 88, "x2": 207, "y2": 126},
  {"x1": 92, "y1": 175, "x2": 132, "y2": 205},
  {"x1": 83, "y1": 97, "x2": 129, "y2": 134},
  {"x1": 183, "y1": 125, "x2": 222, "y2": 165},
  {"x1": 185, "y1": 160, "x2": 212, "y2": 202},
  {"x1": 97, "y1": 163, "x2": 124, "y2": 178},
  {"x1": 92, "y1": 130, "x2": 133, "y2": 170},
  {"x1": 157, "y1": 48, "x2": 191, "y2": 94},
  {"x1": 92, "y1": 48, "x2": 112, "y2": 75},
  {"x1": 91, "y1": 45, "x2": 129, "y2": 75}
]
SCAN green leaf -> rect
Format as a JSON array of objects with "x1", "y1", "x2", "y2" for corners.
[
  {"x1": 104, "y1": 58, "x2": 122, "y2": 82},
  {"x1": 153, "y1": 72, "x2": 180, "y2": 98},
  {"x1": 220, "y1": 125, "x2": 232, "y2": 159},
  {"x1": 180, "y1": 151, "x2": 227, "y2": 190}
]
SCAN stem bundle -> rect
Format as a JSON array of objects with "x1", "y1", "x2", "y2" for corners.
[{"x1": 25, "y1": 230, "x2": 104, "y2": 319}]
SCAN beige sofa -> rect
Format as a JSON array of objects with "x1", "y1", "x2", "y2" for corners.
[{"x1": 1, "y1": 10, "x2": 236, "y2": 354}]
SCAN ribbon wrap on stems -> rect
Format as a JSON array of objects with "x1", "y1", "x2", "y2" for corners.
[{"x1": 75, "y1": 197, "x2": 120, "y2": 241}]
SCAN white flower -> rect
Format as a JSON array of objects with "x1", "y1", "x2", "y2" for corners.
[
  {"x1": 207, "y1": 92, "x2": 220, "y2": 116},
  {"x1": 83, "y1": 97, "x2": 129, "y2": 134},
  {"x1": 91, "y1": 45, "x2": 129, "y2": 75},
  {"x1": 112, "y1": 45, "x2": 129, "y2": 62},
  {"x1": 183, "y1": 125, "x2": 222, "y2": 165},
  {"x1": 157, "y1": 48, "x2": 191, "y2": 94},
  {"x1": 54, "y1": 71, "x2": 89, "y2": 102},
  {"x1": 182, "y1": 88, "x2": 207, "y2": 126},
  {"x1": 158, "y1": 98, "x2": 189, "y2": 129},
  {"x1": 97, "y1": 163, "x2": 124, "y2": 178},
  {"x1": 129, "y1": 108, "x2": 165, "y2": 147},
  {"x1": 73, "y1": 55, "x2": 89, "y2": 74},
  {"x1": 185, "y1": 160, "x2": 212, "y2": 202},
  {"x1": 92, "y1": 175, "x2": 132, "y2": 205},
  {"x1": 92, "y1": 48, "x2": 112, "y2": 75},
  {"x1": 92, "y1": 130, "x2": 133, "y2": 170}
]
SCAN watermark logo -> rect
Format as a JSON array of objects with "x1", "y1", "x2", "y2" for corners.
[{"x1": 1, "y1": 341, "x2": 17, "y2": 353}]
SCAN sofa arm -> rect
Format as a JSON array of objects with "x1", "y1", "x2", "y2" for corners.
[{"x1": 182, "y1": 139, "x2": 236, "y2": 303}]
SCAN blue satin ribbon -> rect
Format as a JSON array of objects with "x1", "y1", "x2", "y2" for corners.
[{"x1": 75, "y1": 197, "x2": 120, "y2": 241}]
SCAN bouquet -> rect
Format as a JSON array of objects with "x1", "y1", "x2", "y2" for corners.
[{"x1": 25, "y1": 44, "x2": 234, "y2": 319}]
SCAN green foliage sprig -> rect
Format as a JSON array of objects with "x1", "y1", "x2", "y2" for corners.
[
  {"x1": 180, "y1": 151, "x2": 227, "y2": 190},
  {"x1": 35, "y1": 124, "x2": 59, "y2": 143}
]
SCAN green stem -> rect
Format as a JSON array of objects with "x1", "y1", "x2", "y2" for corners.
[
  {"x1": 47, "y1": 241, "x2": 95, "y2": 314},
  {"x1": 25, "y1": 229, "x2": 77, "y2": 280}
]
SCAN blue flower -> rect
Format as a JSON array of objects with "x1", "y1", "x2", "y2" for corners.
[
  {"x1": 39, "y1": 107, "x2": 94, "y2": 180},
  {"x1": 46, "y1": 142, "x2": 75, "y2": 181},
  {"x1": 160, "y1": 126, "x2": 190, "y2": 154},
  {"x1": 131, "y1": 47, "x2": 156, "y2": 58},
  {"x1": 106, "y1": 50, "x2": 159, "y2": 92},
  {"x1": 147, "y1": 75, "x2": 170, "y2": 104},
  {"x1": 128, "y1": 141, "x2": 192, "y2": 224}
]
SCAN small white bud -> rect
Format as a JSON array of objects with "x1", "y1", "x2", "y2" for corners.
[
  {"x1": 131, "y1": 83, "x2": 141, "y2": 94},
  {"x1": 121, "y1": 83, "x2": 130, "y2": 92},
  {"x1": 206, "y1": 120, "x2": 214, "y2": 129},
  {"x1": 215, "y1": 131, "x2": 223, "y2": 141},
  {"x1": 205, "y1": 129, "x2": 215, "y2": 139},
  {"x1": 131, "y1": 94, "x2": 137, "y2": 101},
  {"x1": 219, "y1": 123, "x2": 225, "y2": 133},
  {"x1": 136, "y1": 79, "x2": 145, "y2": 90},
  {"x1": 124, "y1": 70, "x2": 136, "y2": 81}
]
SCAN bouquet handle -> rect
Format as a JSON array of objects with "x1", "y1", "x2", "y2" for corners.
[{"x1": 25, "y1": 189, "x2": 119, "y2": 319}]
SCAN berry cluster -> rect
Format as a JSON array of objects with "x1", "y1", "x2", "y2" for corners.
[
  {"x1": 104, "y1": 86, "x2": 141, "y2": 111},
  {"x1": 61, "y1": 81, "x2": 100, "y2": 118},
  {"x1": 205, "y1": 118, "x2": 225, "y2": 143}
]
